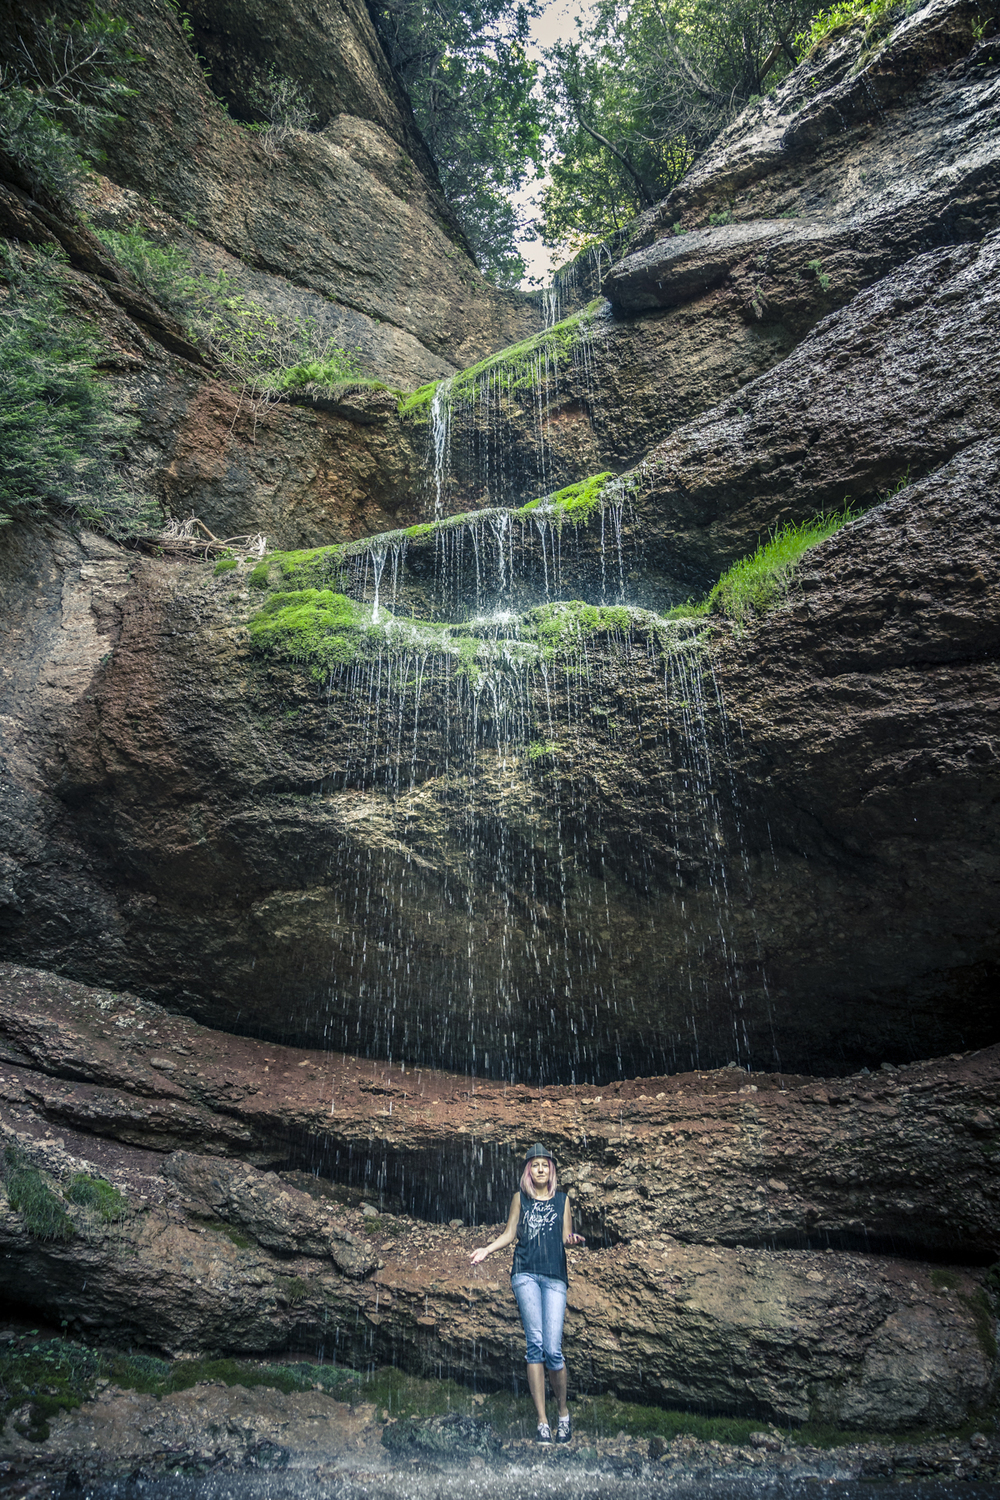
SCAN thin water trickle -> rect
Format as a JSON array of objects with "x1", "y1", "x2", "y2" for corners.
[{"x1": 430, "y1": 377, "x2": 454, "y2": 517}]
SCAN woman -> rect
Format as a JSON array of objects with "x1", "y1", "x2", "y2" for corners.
[{"x1": 470, "y1": 1142, "x2": 585, "y2": 1444}]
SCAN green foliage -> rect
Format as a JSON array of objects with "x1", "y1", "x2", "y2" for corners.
[
  {"x1": 538, "y1": 0, "x2": 816, "y2": 252},
  {"x1": 0, "y1": 244, "x2": 153, "y2": 534},
  {"x1": 0, "y1": 7, "x2": 137, "y2": 201},
  {"x1": 92, "y1": 223, "x2": 190, "y2": 304},
  {"x1": 93, "y1": 226, "x2": 364, "y2": 394},
  {"x1": 273, "y1": 360, "x2": 378, "y2": 397},
  {"x1": 214, "y1": 556, "x2": 238, "y2": 575},
  {"x1": 0, "y1": 1335, "x2": 98, "y2": 1441},
  {"x1": 703, "y1": 511, "x2": 855, "y2": 622},
  {"x1": 64, "y1": 1174, "x2": 128, "y2": 1224},
  {"x1": 2, "y1": 1147, "x2": 75, "y2": 1242},
  {"x1": 368, "y1": 0, "x2": 544, "y2": 283},
  {"x1": 527, "y1": 739, "x2": 559, "y2": 762},
  {"x1": 805, "y1": 257, "x2": 832, "y2": 290},
  {"x1": 795, "y1": 0, "x2": 901, "y2": 56}
]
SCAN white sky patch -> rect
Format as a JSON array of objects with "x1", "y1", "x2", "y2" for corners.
[{"x1": 515, "y1": 0, "x2": 601, "y2": 286}]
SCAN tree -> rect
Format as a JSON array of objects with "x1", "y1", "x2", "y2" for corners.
[
  {"x1": 537, "y1": 0, "x2": 816, "y2": 254},
  {"x1": 368, "y1": 0, "x2": 544, "y2": 285}
]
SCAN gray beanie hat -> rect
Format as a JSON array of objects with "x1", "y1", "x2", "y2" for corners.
[{"x1": 524, "y1": 1142, "x2": 554, "y2": 1164}]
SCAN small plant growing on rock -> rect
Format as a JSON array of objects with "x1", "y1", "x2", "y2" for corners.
[
  {"x1": 1, "y1": 1146, "x2": 75, "y2": 1241},
  {"x1": 244, "y1": 65, "x2": 318, "y2": 152},
  {"x1": 64, "y1": 1173, "x2": 129, "y2": 1224}
]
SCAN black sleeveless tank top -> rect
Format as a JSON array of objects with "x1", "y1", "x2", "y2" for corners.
[{"x1": 511, "y1": 1189, "x2": 568, "y2": 1284}]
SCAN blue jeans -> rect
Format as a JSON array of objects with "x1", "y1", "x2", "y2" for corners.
[{"x1": 511, "y1": 1272, "x2": 567, "y2": 1371}]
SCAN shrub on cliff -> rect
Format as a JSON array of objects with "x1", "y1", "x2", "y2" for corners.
[
  {"x1": 0, "y1": 243, "x2": 157, "y2": 536},
  {"x1": 0, "y1": 8, "x2": 136, "y2": 201},
  {"x1": 93, "y1": 225, "x2": 367, "y2": 397}
]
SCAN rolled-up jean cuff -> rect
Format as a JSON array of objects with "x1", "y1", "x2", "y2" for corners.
[{"x1": 511, "y1": 1271, "x2": 567, "y2": 1370}]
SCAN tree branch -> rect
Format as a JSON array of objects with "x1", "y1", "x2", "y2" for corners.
[{"x1": 573, "y1": 108, "x2": 659, "y2": 207}]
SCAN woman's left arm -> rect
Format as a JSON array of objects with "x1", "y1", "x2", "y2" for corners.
[{"x1": 563, "y1": 1193, "x2": 585, "y2": 1247}]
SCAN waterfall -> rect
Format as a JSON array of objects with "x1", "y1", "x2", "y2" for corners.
[{"x1": 256, "y1": 292, "x2": 765, "y2": 1083}]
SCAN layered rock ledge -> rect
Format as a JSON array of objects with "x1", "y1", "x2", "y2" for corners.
[{"x1": 1, "y1": 966, "x2": 998, "y2": 1430}]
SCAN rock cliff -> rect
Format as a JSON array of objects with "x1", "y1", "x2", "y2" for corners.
[
  {"x1": 1, "y1": 0, "x2": 999, "y2": 1464},
  {"x1": 1, "y1": 966, "x2": 997, "y2": 1430}
]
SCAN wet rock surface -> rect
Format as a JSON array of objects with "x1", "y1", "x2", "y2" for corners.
[
  {"x1": 1, "y1": 427, "x2": 998, "y2": 1078},
  {"x1": 0, "y1": 966, "x2": 997, "y2": 1432},
  {"x1": 2, "y1": 967, "x2": 998, "y2": 1257}
]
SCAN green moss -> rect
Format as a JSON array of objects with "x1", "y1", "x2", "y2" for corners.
[
  {"x1": 214, "y1": 556, "x2": 237, "y2": 576},
  {"x1": 960, "y1": 1287, "x2": 998, "y2": 1364},
  {"x1": 249, "y1": 544, "x2": 347, "y2": 592},
  {"x1": 64, "y1": 1174, "x2": 128, "y2": 1224},
  {"x1": 397, "y1": 380, "x2": 441, "y2": 418},
  {"x1": 2, "y1": 1147, "x2": 75, "y2": 1242},
  {"x1": 0, "y1": 1334, "x2": 990, "y2": 1449},
  {"x1": 0, "y1": 1336, "x2": 98, "y2": 1441},
  {"x1": 398, "y1": 308, "x2": 596, "y2": 422},
  {"x1": 194, "y1": 1216, "x2": 254, "y2": 1250},
  {"x1": 930, "y1": 1268, "x2": 962, "y2": 1291},
  {"x1": 249, "y1": 589, "x2": 373, "y2": 668},
  {"x1": 518, "y1": 472, "x2": 616, "y2": 524},
  {"x1": 531, "y1": 599, "x2": 641, "y2": 659}
]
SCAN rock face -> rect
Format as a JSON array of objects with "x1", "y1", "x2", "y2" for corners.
[
  {"x1": 1, "y1": 966, "x2": 997, "y2": 1426},
  {"x1": 426, "y1": 0, "x2": 1000, "y2": 513},
  {"x1": 2, "y1": 966, "x2": 999, "y2": 1257},
  {"x1": 3, "y1": 0, "x2": 534, "y2": 380},
  {"x1": 1, "y1": 0, "x2": 1000, "y2": 1447},
  {"x1": 1, "y1": 442, "x2": 998, "y2": 1078}
]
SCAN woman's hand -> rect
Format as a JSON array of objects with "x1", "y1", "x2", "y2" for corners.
[
  {"x1": 566, "y1": 1233, "x2": 586, "y2": 1246},
  {"x1": 469, "y1": 1246, "x2": 491, "y2": 1265}
]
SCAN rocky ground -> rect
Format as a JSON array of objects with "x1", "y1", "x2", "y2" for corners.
[{"x1": 1, "y1": 1359, "x2": 999, "y2": 1499}]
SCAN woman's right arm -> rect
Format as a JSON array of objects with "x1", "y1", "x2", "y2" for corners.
[{"x1": 469, "y1": 1192, "x2": 520, "y2": 1265}]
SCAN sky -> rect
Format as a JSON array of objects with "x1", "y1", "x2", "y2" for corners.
[{"x1": 515, "y1": 0, "x2": 600, "y2": 285}]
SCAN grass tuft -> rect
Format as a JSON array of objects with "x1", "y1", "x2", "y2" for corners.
[
  {"x1": 63, "y1": 1174, "x2": 129, "y2": 1224},
  {"x1": 667, "y1": 510, "x2": 856, "y2": 624},
  {"x1": 2, "y1": 1146, "x2": 75, "y2": 1242}
]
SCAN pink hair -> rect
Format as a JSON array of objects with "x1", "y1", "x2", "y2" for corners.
[{"x1": 520, "y1": 1157, "x2": 557, "y2": 1199}]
